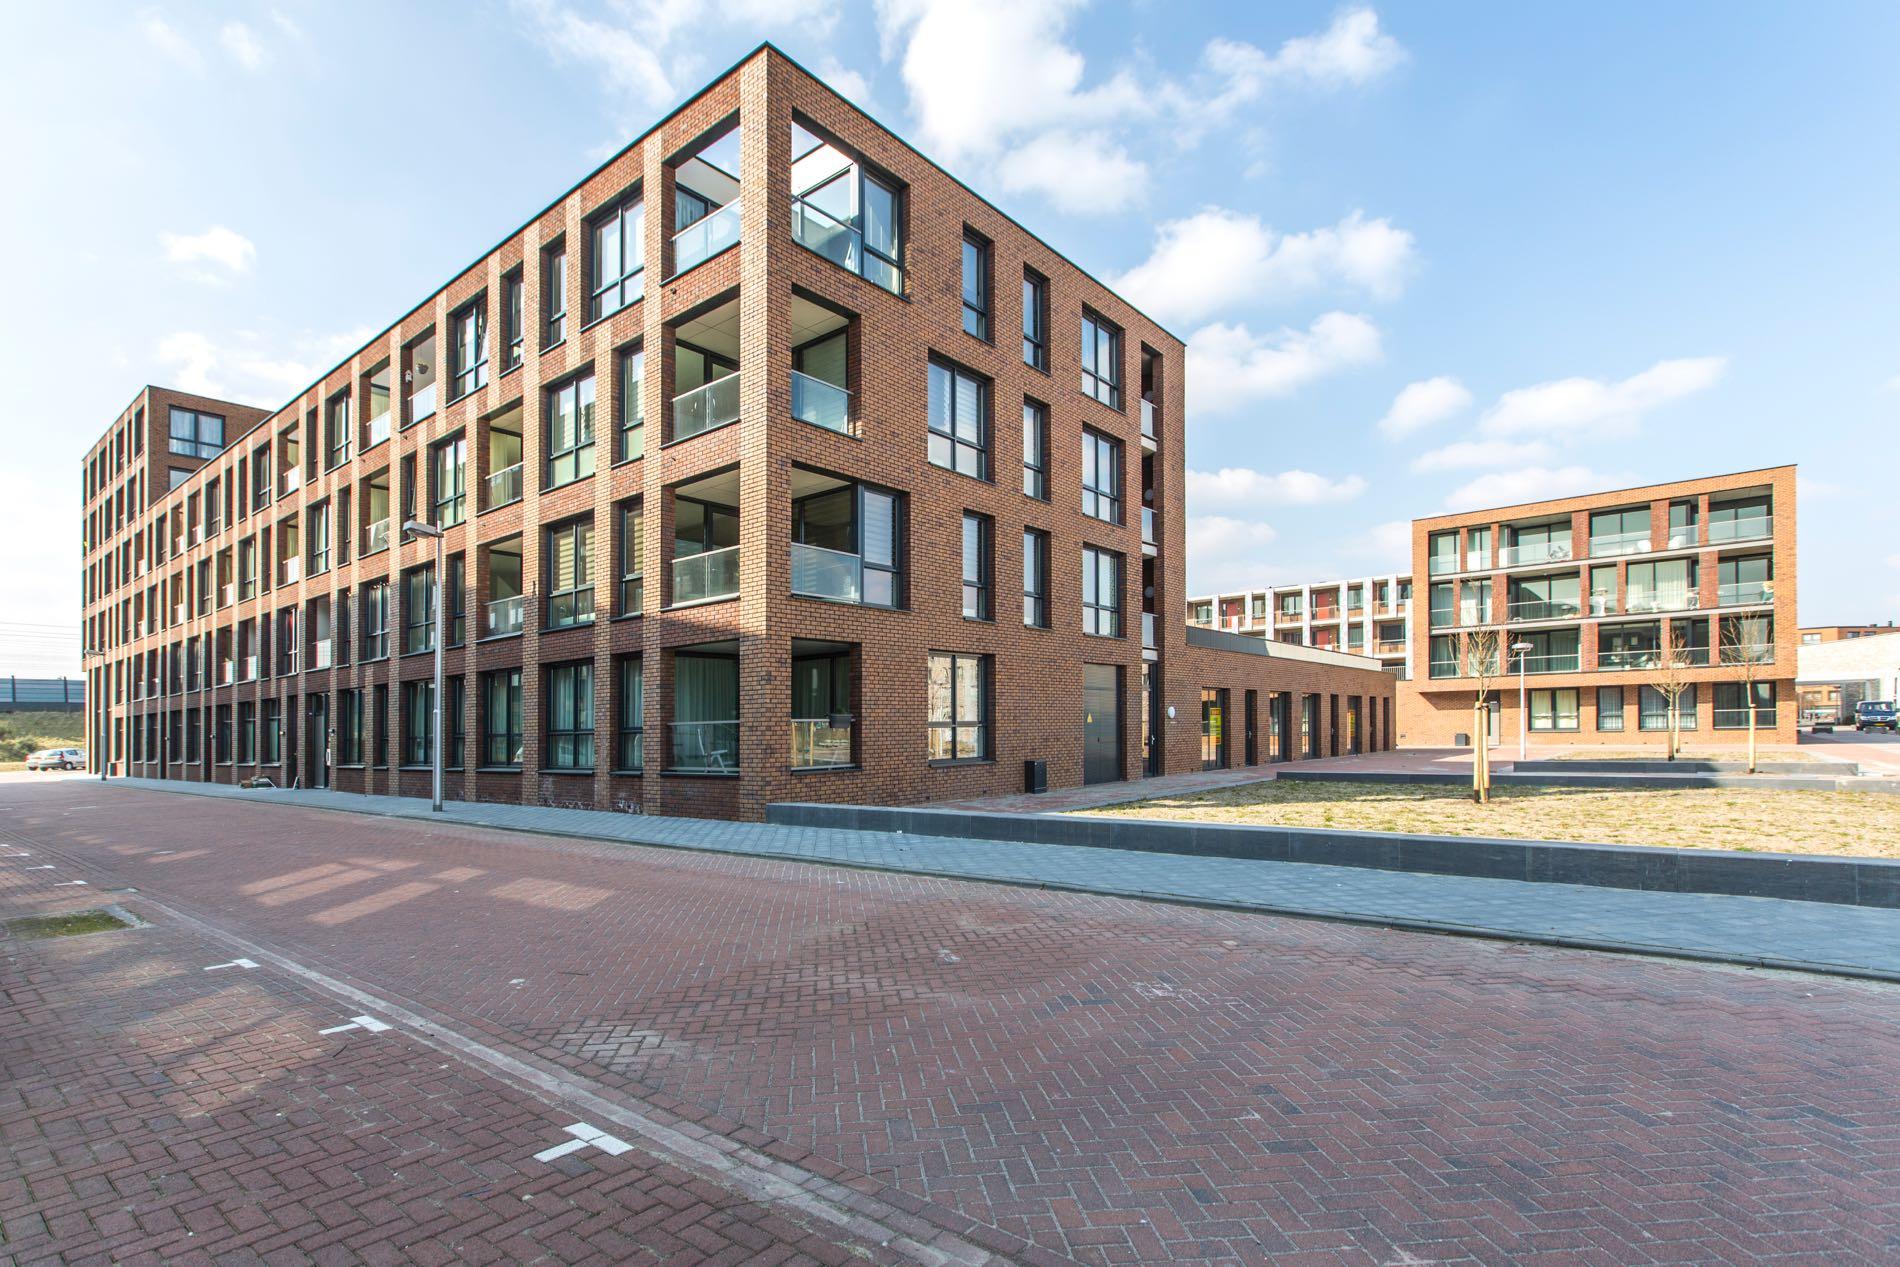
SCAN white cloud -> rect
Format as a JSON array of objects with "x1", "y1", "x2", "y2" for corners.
[
  {"x1": 1377, "y1": 375, "x2": 1471, "y2": 439},
  {"x1": 1114, "y1": 208, "x2": 1414, "y2": 326},
  {"x1": 1205, "y1": 6, "x2": 1406, "y2": 112},
  {"x1": 1883, "y1": 374, "x2": 1900, "y2": 392},
  {"x1": 1187, "y1": 467, "x2": 1367, "y2": 512},
  {"x1": 1188, "y1": 312, "x2": 1382, "y2": 414},
  {"x1": 1480, "y1": 356, "x2": 1726, "y2": 438},
  {"x1": 1344, "y1": 518, "x2": 1412, "y2": 564},
  {"x1": 1443, "y1": 466, "x2": 1621, "y2": 512},
  {"x1": 511, "y1": 0, "x2": 678, "y2": 115},
  {"x1": 1186, "y1": 515, "x2": 1282, "y2": 594},
  {"x1": 156, "y1": 327, "x2": 376, "y2": 403},
  {"x1": 139, "y1": 13, "x2": 202, "y2": 70},
  {"x1": 994, "y1": 131, "x2": 1146, "y2": 214},
  {"x1": 815, "y1": 56, "x2": 871, "y2": 106},
  {"x1": 160, "y1": 225, "x2": 257, "y2": 280},
  {"x1": 219, "y1": 21, "x2": 266, "y2": 71},
  {"x1": 1886, "y1": 554, "x2": 1900, "y2": 569},
  {"x1": 1410, "y1": 439, "x2": 1552, "y2": 473}
]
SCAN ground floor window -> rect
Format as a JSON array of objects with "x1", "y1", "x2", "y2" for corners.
[
  {"x1": 673, "y1": 652, "x2": 740, "y2": 772},
  {"x1": 1639, "y1": 684, "x2": 1698, "y2": 731},
  {"x1": 792, "y1": 648, "x2": 853, "y2": 769},
  {"x1": 1713, "y1": 681, "x2": 1775, "y2": 728},
  {"x1": 445, "y1": 675, "x2": 465, "y2": 770},
  {"x1": 1529, "y1": 688, "x2": 1580, "y2": 731},
  {"x1": 1200, "y1": 687, "x2": 1228, "y2": 770},
  {"x1": 616, "y1": 657, "x2": 644, "y2": 771},
  {"x1": 337, "y1": 689, "x2": 363, "y2": 764},
  {"x1": 927, "y1": 652, "x2": 988, "y2": 762},
  {"x1": 546, "y1": 662, "x2": 594, "y2": 770},
  {"x1": 402, "y1": 680, "x2": 434, "y2": 766},
  {"x1": 482, "y1": 669, "x2": 523, "y2": 766},
  {"x1": 1596, "y1": 685, "x2": 1624, "y2": 732},
  {"x1": 262, "y1": 699, "x2": 281, "y2": 764}
]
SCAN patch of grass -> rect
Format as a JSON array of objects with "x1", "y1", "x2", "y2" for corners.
[
  {"x1": 0, "y1": 710, "x2": 86, "y2": 764},
  {"x1": 1076, "y1": 779, "x2": 1900, "y2": 858},
  {"x1": 8, "y1": 909, "x2": 133, "y2": 940}
]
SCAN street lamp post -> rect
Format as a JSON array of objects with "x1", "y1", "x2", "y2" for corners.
[
  {"x1": 402, "y1": 520, "x2": 445, "y2": 812},
  {"x1": 83, "y1": 646, "x2": 106, "y2": 782},
  {"x1": 1511, "y1": 640, "x2": 1534, "y2": 760}
]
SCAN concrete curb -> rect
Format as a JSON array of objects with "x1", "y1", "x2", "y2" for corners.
[
  {"x1": 1512, "y1": 758, "x2": 1860, "y2": 776},
  {"x1": 1273, "y1": 768, "x2": 1900, "y2": 794},
  {"x1": 767, "y1": 802, "x2": 1900, "y2": 909}
]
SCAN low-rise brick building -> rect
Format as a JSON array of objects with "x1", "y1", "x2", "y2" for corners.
[{"x1": 80, "y1": 45, "x2": 1393, "y2": 818}]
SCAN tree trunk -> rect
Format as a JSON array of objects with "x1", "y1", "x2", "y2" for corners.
[
  {"x1": 1668, "y1": 703, "x2": 1679, "y2": 761},
  {"x1": 1747, "y1": 694, "x2": 1758, "y2": 774}
]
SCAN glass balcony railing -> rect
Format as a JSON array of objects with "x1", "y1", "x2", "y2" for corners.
[
  {"x1": 1588, "y1": 530, "x2": 1651, "y2": 558},
  {"x1": 1721, "y1": 641, "x2": 1775, "y2": 664},
  {"x1": 1374, "y1": 639, "x2": 1408, "y2": 656},
  {"x1": 485, "y1": 594, "x2": 524, "y2": 637},
  {"x1": 1708, "y1": 515, "x2": 1771, "y2": 543},
  {"x1": 547, "y1": 587, "x2": 595, "y2": 629},
  {"x1": 1427, "y1": 555, "x2": 1458, "y2": 575},
  {"x1": 1718, "y1": 581, "x2": 1774, "y2": 606},
  {"x1": 487, "y1": 463, "x2": 523, "y2": 508},
  {"x1": 672, "y1": 199, "x2": 741, "y2": 275},
  {"x1": 1600, "y1": 645, "x2": 1711, "y2": 671},
  {"x1": 1142, "y1": 612, "x2": 1156, "y2": 650},
  {"x1": 791, "y1": 198, "x2": 902, "y2": 294},
  {"x1": 366, "y1": 411, "x2": 391, "y2": 448},
  {"x1": 792, "y1": 717, "x2": 853, "y2": 770},
  {"x1": 1141, "y1": 507, "x2": 1156, "y2": 546},
  {"x1": 240, "y1": 655, "x2": 257, "y2": 681},
  {"x1": 791, "y1": 542, "x2": 860, "y2": 603},
  {"x1": 280, "y1": 557, "x2": 302, "y2": 585},
  {"x1": 790, "y1": 370, "x2": 850, "y2": 433},
  {"x1": 672, "y1": 545, "x2": 739, "y2": 605},
  {"x1": 311, "y1": 639, "x2": 334, "y2": 670},
  {"x1": 1507, "y1": 597, "x2": 1581, "y2": 621},
  {"x1": 365, "y1": 519, "x2": 389, "y2": 554},
  {"x1": 669, "y1": 720, "x2": 739, "y2": 772},
  {"x1": 1498, "y1": 540, "x2": 1573, "y2": 567},
  {"x1": 1665, "y1": 527, "x2": 1699, "y2": 550},
  {"x1": 1626, "y1": 588, "x2": 1698, "y2": 613},
  {"x1": 1518, "y1": 651, "x2": 1581, "y2": 674},
  {"x1": 1140, "y1": 398, "x2": 1157, "y2": 439},
  {"x1": 409, "y1": 382, "x2": 436, "y2": 425},
  {"x1": 217, "y1": 660, "x2": 234, "y2": 686},
  {"x1": 280, "y1": 467, "x2": 302, "y2": 496},
  {"x1": 673, "y1": 372, "x2": 740, "y2": 441}
]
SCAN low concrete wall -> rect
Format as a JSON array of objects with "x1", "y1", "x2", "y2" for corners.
[
  {"x1": 1512, "y1": 758, "x2": 1859, "y2": 776},
  {"x1": 767, "y1": 802, "x2": 1900, "y2": 908},
  {"x1": 1275, "y1": 768, "x2": 1900, "y2": 794}
]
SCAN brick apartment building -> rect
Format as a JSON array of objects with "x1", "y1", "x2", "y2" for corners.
[
  {"x1": 1189, "y1": 574, "x2": 1413, "y2": 677},
  {"x1": 79, "y1": 45, "x2": 1393, "y2": 820},
  {"x1": 1396, "y1": 466, "x2": 1797, "y2": 749}
]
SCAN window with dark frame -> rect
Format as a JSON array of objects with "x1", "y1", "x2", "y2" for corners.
[
  {"x1": 1597, "y1": 685, "x2": 1625, "y2": 732},
  {"x1": 445, "y1": 675, "x2": 466, "y2": 769},
  {"x1": 961, "y1": 512, "x2": 991, "y2": 620},
  {"x1": 1081, "y1": 311, "x2": 1122, "y2": 408},
  {"x1": 482, "y1": 668, "x2": 523, "y2": 766},
  {"x1": 402, "y1": 566, "x2": 435, "y2": 654},
  {"x1": 450, "y1": 300, "x2": 489, "y2": 399},
  {"x1": 1081, "y1": 428, "x2": 1122, "y2": 523},
  {"x1": 545, "y1": 661, "x2": 595, "y2": 769},
  {"x1": 1022, "y1": 268, "x2": 1048, "y2": 370},
  {"x1": 961, "y1": 230, "x2": 991, "y2": 340},
  {"x1": 338, "y1": 688, "x2": 363, "y2": 764},
  {"x1": 360, "y1": 580, "x2": 389, "y2": 659},
  {"x1": 617, "y1": 656, "x2": 644, "y2": 770},
  {"x1": 502, "y1": 269, "x2": 524, "y2": 372},
  {"x1": 446, "y1": 554, "x2": 466, "y2": 646},
  {"x1": 547, "y1": 519, "x2": 595, "y2": 628},
  {"x1": 402, "y1": 679, "x2": 434, "y2": 766},
  {"x1": 547, "y1": 372, "x2": 597, "y2": 487},
  {"x1": 542, "y1": 241, "x2": 568, "y2": 346},
  {"x1": 1023, "y1": 528, "x2": 1050, "y2": 628},
  {"x1": 432, "y1": 435, "x2": 466, "y2": 527},
  {"x1": 1022, "y1": 399, "x2": 1049, "y2": 500},
  {"x1": 928, "y1": 358, "x2": 988, "y2": 479},
  {"x1": 325, "y1": 391, "x2": 351, "y2": 469},
  {"x1": 617, "y1": 500, "x2": 644, "y2": 615},
  {"x1": 1083, "y1": 545, "x2": 1122, "y2": 637},
  {"x1": 927, "y1": 652, "x2": 988, "y2": 762},
  {"x1": 618, "y1": 345, "x2": 645, "y2": 462},
  {"x1": 587, "y1": 194, "x2": 644, "y2": 323}
]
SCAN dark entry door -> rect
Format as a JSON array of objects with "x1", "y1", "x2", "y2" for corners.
[
  {"x1": 1244, "y1": 690, "x2": 1259, "y2": 765},
  {"x1": 306, "y1": 693, "x2": 329, "y2": 790},
  {"x1": 1082, "y1": 664, "x2": 1121, "y2": 785}
]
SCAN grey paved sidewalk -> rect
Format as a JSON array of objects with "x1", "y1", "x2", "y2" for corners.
[{"x1": 112, "y1": 776, "x2": 1900, "y2": 981}]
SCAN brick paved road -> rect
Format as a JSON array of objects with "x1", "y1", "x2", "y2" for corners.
[{"x1": 4, "y1": 781, "x2": 1899, "y2": 1265}]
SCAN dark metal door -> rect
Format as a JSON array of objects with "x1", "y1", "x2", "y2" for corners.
[
  {"x1": 1083, "y1": 664, "x2": 1121, "y2": 785},
  {"x1": 307, "y1": 694, "x2": 329, "y2": 789}
]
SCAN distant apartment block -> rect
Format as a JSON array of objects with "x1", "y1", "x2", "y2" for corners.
[
  {"x1": 1800, "y1": 623, "x2": 1896, "y2": 644},
  {"x1": 1397, "y1": 467, "x2": 1797, "y2": 748},
  {"x1": 79, "y1": 45, "x2": 1395, "y2": 819},
  {"x1": 1188, "y1": 575, "x2": 1412, "y2": 677}
]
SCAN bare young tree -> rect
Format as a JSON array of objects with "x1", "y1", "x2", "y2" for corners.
[
  {"x1": 1462, "y1": 627, "x2": 1502, "y2": 803},
  {"x1": 1650, "y1": 622, "x2": 1697, "y2": 762},
  {"x1": 1721, "y1": 612, "x2": 1774, "y2": 774}
]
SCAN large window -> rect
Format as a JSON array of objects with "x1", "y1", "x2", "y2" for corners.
[
  {"x1": 671, "y1": 652, "x2": 739, "y2": 772},
  {"x1": 306, "y1": 500, "x2": 331, "y2": 575},
  {"x1": 338, "y1": 688, "x2": 364, "y2": 764},
  {"x1": 790, "y1": 479, "x2": 902, "y2": 608},
  {"x1": 927, "y1": 652, "x2": 988, "y2": 762},
  {"x1": 1639, "y1": 684, "x2": 1698, "y2": 731},
  {"x1": 927, "y1": 359, "x2": 988, "y2": 479},
  {"x1": 789, "y1": 120, "x2": 904, "y2": 294},
  {"x1": 617, "y1": 500, "x2": 644, "y2": 616},
  {"x1": 1081, "y1": 311, "x2": 1122, "y2": 408},
  {"x1": 1022, "y1": 269, "x2": 1048, "y2": 370},
  {"x1": 360, "y1": 581, "x2": 389, "y2": 659},
  {"x1": 547, "y1": 372, "x2": 597, "y2": 487},
  {"x1": 1528, "y1": 688, "x2": 1580, "y2": 731},
  {"x1": 1082, "y1": 546, "x2": 1122, "y2": 637},
  {"x1": 402, "y1": 680, "x2": 434, "y2": 766},
  {"x1": 1022, "y1": 399, "x2": 1049, "y2": 500},
  {"x1": 450, "y1": 300, "x2": 488, "y2": 399},
  {"x1": 169, "y1": 407, "x2": 224, "y2": 458},
  {"x1": 1714, "y1": 681, "x2": 1775, "y2": 729},
  {"x1": 481, "y1": 668, "x2": 523, "y2": 766},
  {"x1": 618, "y1": 345, "x2": 645, "y2": 462},
  {"x1": 961, "y1": 230, "x2": 991, "y2": 340},
  {"x1": 617, "y1": 657, "x2": 644, "y2": 770},
  {"x1": 588, "y1": 194, "x2": 644, "y2": 322},
  {"x1": 547, "y1": 519, "x2": 595, "y2": 628},
  {"x1": 545, "y1": 662, "x2": 594, "y2": 769},
  {"x1": 1023, "y1": 528, "x2": 1049, "y2": 628},
  {"x1": 1596, "y1": 685, "x2": 1625, "y2": 732},
  {"x1": 542, "y1": 242, "x2": 568, "y2": 346},
  {"x1": 445, "y1": 676, "x2": 465, "y2": 769},
  {"x1": 502, "y1": 270, "x2": 524, "y2": 372},
  {"x1": 402, "y1": 566, "x2": 435, "y2": 654},
  {"x1": 961, "y1": 512, "x2": 991, "y2": 620},
  {"x1": 325, "y1": 392, "x2": 351, "y2": 469},
  {"x1": 432, "y1": 436, "x2": 466, "y2": 527},
  {"x1": 1081, "y1": 428, "x2": 1122, "y2": 523}
]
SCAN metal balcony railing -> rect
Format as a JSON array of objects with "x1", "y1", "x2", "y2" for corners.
[
  {"x1": 791, "y1": 717, "x2": 853, "y2": 770},
  {"x1": 672, "y1": 198, "x2": 741, "y2": 274},
  {"x1": 486, "y1": 462, "x2": 523, "y2": 508},
  {"x1": 1720, "y1": 642, "x2": 1775, "y2": 664},
  {"x1": 673, "y1": 545, "x2": 740, "y2": 605},
  {"x1": 484, "y1": 594, "x2": 524, "y2": 637},
  {"x1": 673, "y1": 372, "x2": 740, "y2": 441},
  {"x1": 791, "y1": 542, "x2": 860, "y2": 603},
  {"x1": 790, "y1": 370, "x2": 850, "y2": 434},
  {"x1": 669, "y1": 720, "x2": 739, "y2": 773}
]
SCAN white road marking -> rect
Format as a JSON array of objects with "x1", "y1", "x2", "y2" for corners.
[
  {"x1": 533, "y1": 1121, "x2": 634, "y2": 1163},
  {"x1": 317, "y1": 1014, "x2": 393, "y2": 1035},
  {"x1": 53, "y1": 880, "x2": 88, "y2": 887},
  {"x1": 27, "y1": 864, "x2": 55, "y2": 870},
  {"x1": 204, "y1": 958, "x2": 259, "y2": 971}
]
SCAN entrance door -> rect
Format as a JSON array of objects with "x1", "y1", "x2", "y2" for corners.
[
  {"x1": 306, "y1": 693, "x2": 330, "y2": 790},
  {"x1": 1201, "y1": 688, "x2": 1228, "y2": 770},
  {"x1": 1486, "y1": 691, "x2": 1501, "y2": 746},
  {"x1": 1082, "y1": 664, "x2": 1121, "y2": 785},
  {"x1": 1244, "y1": 690, "x2": 1259, "y2": 765},
  {"x1": 1140, "y1": 663, "x2": 1161, "y2": 777},
  {"x1": 1348, "y1": 696, "x2": 1362, "y2": 754}
]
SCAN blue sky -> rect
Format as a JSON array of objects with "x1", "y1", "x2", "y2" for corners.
[{"x1": 5, "y1": 2, "x2": 1898, "y2": 674}]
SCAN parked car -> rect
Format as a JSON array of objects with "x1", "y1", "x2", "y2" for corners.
[
  {"x1": 25, "y1": 747, "x2": 86, "y2": 771},
  {"x1": 1800, "y1": 707, "x2": 1836, "y2": 733},
  {"x1": 1856, "y1": 700, "x2": 1899, "y2": 732}
]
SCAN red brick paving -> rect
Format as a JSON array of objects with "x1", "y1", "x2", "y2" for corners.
[{"x1": 5, "y1": 780, "x2": 1900, "y2": 1264}]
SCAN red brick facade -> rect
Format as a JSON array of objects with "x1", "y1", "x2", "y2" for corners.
[
  {"x1": 1397, "y1": 466, "x2": 1798, "y2": 748},
  {"x1": 82, "y1": 45, "x2": 1393, "y2": 819}
]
